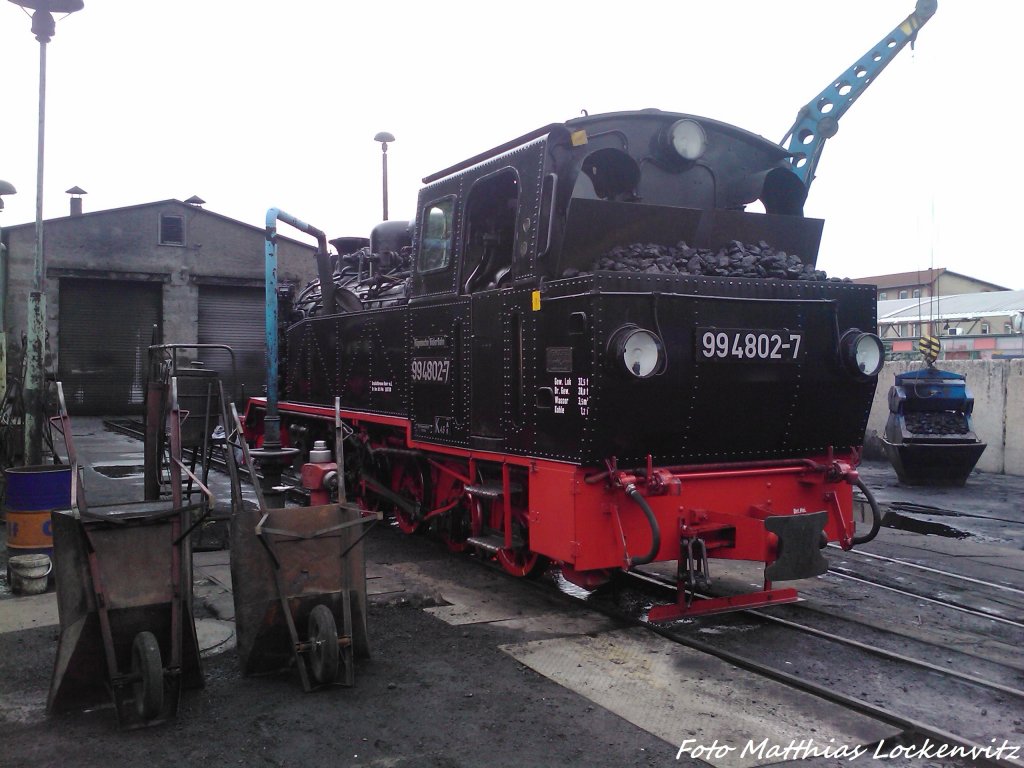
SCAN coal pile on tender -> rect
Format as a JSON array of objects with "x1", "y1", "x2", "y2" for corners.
[{"x1": 569, "y1": 240, "x2": 845, "y2": 281}]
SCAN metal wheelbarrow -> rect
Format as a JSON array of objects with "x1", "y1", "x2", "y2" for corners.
[
  {"x1": 231, "y1": 503, "x2": 373, "y2": 691},
  {"x1": 47, "y1": 380, "x2": 213, "y2": 727},
  {"x1": 222, "y1": 399, "x2": 374, "y2": 691}
]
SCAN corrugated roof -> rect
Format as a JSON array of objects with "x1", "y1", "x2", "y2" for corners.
[{"x1": 877, "y1": 289, "x2": 1024, "y2": 324}]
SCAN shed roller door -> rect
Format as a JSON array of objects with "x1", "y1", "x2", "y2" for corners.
[
  {"x1": 58, "y1": 279, "x2": 162, "y2": 415},
  {"x1": 197, "y1": 286, "x2": 266, "y2": 404}
]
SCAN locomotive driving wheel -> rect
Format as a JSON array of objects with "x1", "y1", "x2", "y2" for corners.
[
  {"x1": 439, "y1": 492, "x2": 472, "y2": 553},
  {"x1": 390, "y1": 460, "x2": 427, "y2": 534},
  {"x1": 435, "y1": 465, "x2": 472, "y2": 553},
  {"x1": 471, "y1": 495, "x2": 547, "y2": 578}
]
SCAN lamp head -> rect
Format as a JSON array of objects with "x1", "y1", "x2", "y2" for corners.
[
  {"x1": 0, "y1": 179, "x2": 16, "y2": 211},
  {"x1": 9, "y1": 0, "x2": 83, "y2": 41},
  {"x1": 9, "y1": 0, "x2": 84, "y2": 10}
]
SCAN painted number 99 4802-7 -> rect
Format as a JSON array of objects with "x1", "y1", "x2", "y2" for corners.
[{"x1": 698, "y1": 328, "x2": 802, "y2": 362}]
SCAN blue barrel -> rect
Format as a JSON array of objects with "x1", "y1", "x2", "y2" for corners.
[{"x1": 4, "y1": 465, "x2": 72, "y2": 556}]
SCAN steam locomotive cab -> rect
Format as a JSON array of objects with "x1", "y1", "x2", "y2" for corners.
[{"x1": 267, "y1": 110, "x2": 883, "y2": 619}]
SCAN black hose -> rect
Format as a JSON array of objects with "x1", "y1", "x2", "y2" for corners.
[
  {"x1": 624, "y1": 485, "x2": 661, "y2": 566},
  {"x1": 851, "y1": 477, "x2": 882, "y2": 546}
]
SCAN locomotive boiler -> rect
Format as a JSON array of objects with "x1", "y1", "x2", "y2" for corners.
[{"x1": 245, "y1": 107, "x2": 888, "y2": 620}]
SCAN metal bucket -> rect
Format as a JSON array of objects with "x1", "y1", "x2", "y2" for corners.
[
  {"x1": 4, "y1": 465, "x2": 72, "y2": 556},
  {"x1": 7, "y1": 553, "x2": 52, "y2": 595}
]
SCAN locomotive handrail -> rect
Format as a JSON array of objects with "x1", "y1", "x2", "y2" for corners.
[{"x1": 543, "y1": 288, "x2": 840, "y2": 306}]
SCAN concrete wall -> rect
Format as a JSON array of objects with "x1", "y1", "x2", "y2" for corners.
[
  {"x1": 2, "y1": 201, "x2": 316, "y2": 370},
  {"x1": 865, "y1": 359, "x2": 1024, "y2": 476}
]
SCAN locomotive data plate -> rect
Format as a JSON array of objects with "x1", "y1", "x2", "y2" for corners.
[{"x1": 697, "y1": 328, "x2": 803, "y2": 362}]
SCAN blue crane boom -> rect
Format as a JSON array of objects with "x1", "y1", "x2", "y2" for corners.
[{"x1": 782, "y1": 0, "x2": 937, "y2": 189}]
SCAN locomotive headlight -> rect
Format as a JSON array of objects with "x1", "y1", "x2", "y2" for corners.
[
  {"x1": 608, "y1": 325, "x2": 665, "y2": 378},
  {"x1": 839, "y1": 329, "x2": 885, "y2": 378},
  {"x1": 668, "y1": 119, "x2": 707, "y2": 162}
]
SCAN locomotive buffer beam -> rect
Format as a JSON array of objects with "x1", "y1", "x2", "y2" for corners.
[{"x1": 647, "y1": 512, "x2": 828, "y2": 622}]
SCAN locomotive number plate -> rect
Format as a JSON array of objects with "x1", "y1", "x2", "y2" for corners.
[
  {"x1": 697, "y1": 328, "x2": 803, "y2": 362},
  {"x1": 411, "y1": 358, "x2": 451, "y2": 383}
]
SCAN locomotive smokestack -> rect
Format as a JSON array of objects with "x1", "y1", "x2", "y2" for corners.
[{"x1": 66, "y1": 186, "x2": 86, "y2": 217}]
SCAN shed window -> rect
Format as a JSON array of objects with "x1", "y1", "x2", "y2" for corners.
[
  {"x1": 160, "y1": 214, "x2": 185, "y2": 246},
  {"x1": 878, "y1": 292, "x2": 887, "y2": 300},
  {"x1": 898, "y1": 290, "x2": 909, "y2": 300}
]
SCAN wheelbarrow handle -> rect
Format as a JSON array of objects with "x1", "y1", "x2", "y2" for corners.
[{"x1": 254, "y1": 516, "x2": 373, "y2": 541}]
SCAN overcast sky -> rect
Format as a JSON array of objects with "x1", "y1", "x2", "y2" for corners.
[{"x1": 1, "y1": 0, "x2": 1019, "y2": 289}]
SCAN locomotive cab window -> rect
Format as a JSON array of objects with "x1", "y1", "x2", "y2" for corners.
[
  {"x1": 571, "y1": 148, "x2": 640, "y2": 202},
  {"x1": 419, "y1": 197, "x2": 455, "y2": 273},
  {"x1": 462, "y1": 169, "x2": 520, "y2": 293}
]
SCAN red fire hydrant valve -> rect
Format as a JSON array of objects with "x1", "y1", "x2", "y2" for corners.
[{"x1": 301, "y1": 440, "x2": 338, "y2": 505}]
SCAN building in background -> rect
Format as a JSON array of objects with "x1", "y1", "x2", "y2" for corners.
[
  {"x1": 852, "y1": 268, "x2": 1010, "y2": 305},
  {"x1": 877, "y1": 290, "x2": 1024, "y2": 360},
  {"x1": 0, "y1": 197, "x2": 317, "y2": 415}
]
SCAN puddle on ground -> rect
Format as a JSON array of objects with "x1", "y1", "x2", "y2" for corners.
[
  {"x1": 92, "y1": 464, "x2": 144, "y2": 478},
  {"x1": 882, "y1": 511, "x2": 971, "y2": 539}
]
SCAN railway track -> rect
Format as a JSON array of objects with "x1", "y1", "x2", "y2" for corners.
[
  {"x1": 552, "y1": 567, "x2": 1024, "y2": 768},
  {"x1": 827, "y1": 546, "x2": 1024, "y2": 597},
  {"x1": 825, "y1": 568, "x2": 1024, "y2": 628},
  {"x1": 623, "y1": 569, "x2": 1024, "y2": 700},
  {"x1": 825, "y1": 544, "x2": 1024, "y2": 624}
]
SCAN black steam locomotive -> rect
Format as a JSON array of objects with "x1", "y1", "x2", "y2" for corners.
[{"x1": 247, "y1": 109, "x2": 884, "y2": 619}]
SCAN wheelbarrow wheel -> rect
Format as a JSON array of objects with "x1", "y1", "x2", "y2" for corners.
[
  {"x1": 308, "y1": 605, "x2": 339, "y2": 685},
  {"x1": 131, "y1": 631, "x2": 164, "y2": 720}
]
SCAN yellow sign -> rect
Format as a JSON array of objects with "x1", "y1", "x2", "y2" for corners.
[
  {"x1": 570, "y1": 130, "x2": 588, "y2": 147},
  {"x1": 531, "y1": 290, "x2": 541, "y2": 311}
]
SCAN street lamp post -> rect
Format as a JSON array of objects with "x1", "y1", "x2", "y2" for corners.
[
  {"x1": 0, "y1": 180, "x2": 17, "y2": 407},
  {"x1": 9, "y1": 0, "x2": 83, "y2": 466},
  {"x1": 373, "y1": 132, "x2": 395, "y2": 221}
]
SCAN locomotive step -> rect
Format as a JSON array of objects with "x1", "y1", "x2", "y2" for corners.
[{"x1": 464, "y1": 482, "x2": 522, "y2": 499}]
